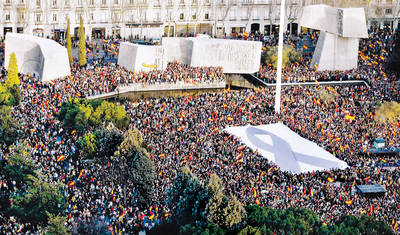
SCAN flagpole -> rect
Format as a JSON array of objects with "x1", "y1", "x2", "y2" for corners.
[{"x1": 274, "y1": 0, "x2": 286, "y2": 114}]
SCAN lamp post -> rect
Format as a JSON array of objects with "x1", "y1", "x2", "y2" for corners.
[{"x1": 274, "y1": 0, "x2": 285, "y2": 114}]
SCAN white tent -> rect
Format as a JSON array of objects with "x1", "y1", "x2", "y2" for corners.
[
  {"x1": 225, "y1": 123, "x2": 348, "y2": 174},
  {"x1": 117, "y1": 42, "x2": 167, "y2": 73},
  {"x1": 4, "y1": 33, "x2": 71, "y2": 82}
]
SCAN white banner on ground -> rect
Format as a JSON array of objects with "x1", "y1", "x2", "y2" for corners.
[{"x1": 225, "y1": 123, "x2": 348, "y2": 174}]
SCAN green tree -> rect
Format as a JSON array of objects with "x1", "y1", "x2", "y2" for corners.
[
  {"x1": 167, "y1": 167, "x2": 210, "y2": 226},
  {"x1": 77, "y1": 132, "x2": 97, "y2": 158},
  {"x1": 263, "y1": 46, "x2": 299, "y2": 68},
  {"x1": 114, "y1": 129, "x2": 155, "y2": 208},
  {"x1": 46, "y1": 213, "x2": 70, "y2": 235},
  {"x1": 8, "y1": 173, "x2": 66, "y2": 229},
  {"x1": 238, "y1": 225, "x2": 262, "y2": 235},
  {"x1": 0, "y1": 105, "x2": 22, "y2": 146},
  {"x1": 205, "y1": 174, "x2": 226, "y2": 227},
  {"x1": 335, "y1": 215, "x2": 394, "y2": 235},
  {"x1": 180, "y1": 221, "x2": 225, "y2": 235},
  {"x1": 0, "y1": 53, "x2": 20, "y2": 106},
  {"x1": 90, "y1": 101, "x2": 129, "y2": 129},
  {"x1": 222, "y1": 195, "x2": 246, "y2": 229},
  {"x1": 375, "y1": 101, "x2": 400, "y2": 123},
  {"x1": 78, "y1": 16, "x2": 86, "y2": 66},
  {"x1": 66, "y1": 18, "x2": 73, "y2": 66},
  {"x1": 6, "y1": 52, "x2": 20, "y2": 88}
]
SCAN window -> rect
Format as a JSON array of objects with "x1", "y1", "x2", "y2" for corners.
[
  {"x1": 129, "y1": 0, "x2": 134, "y2": 4},
  {"x1": 5, "y1": 0, "x2": 10, "y2": 4},
  {"x1": 36, "y1": 0, "x2": 40, "y2": 6},
  {"x1": 19, "y1": 12, "x2": 25, "y2": 20},
  {"x1": 386, "y1": 8, "x2": 393, "y2": 14},
  {"x1": 91, "y1": 13, "x2": 94, "y2": 21},
  {"x1": 114, "y1": 0, "x2": 118, "y2": 4},
  {"x1": 90, "y1": 0, "x2": 94, "y2": 5},
  {"x1": 52, "y1": 0, "x2": 57, "y2": 6},
  {"x1": 36, "y1": 14, "x2": 41, "y2": 22},
  {"x1": 20, "y1": 0, "x2": 24, "y2": 3},
  {"x1": 205, "y1": 13, "x2": 209, "y2": 20},
  {"x1": 53, "y1": 14, "x2": 57, "y2": 21},
  {"x1": 180, "y1": 13, "x2": 184, "y2": 20},
  {"x1": 102, "y1": 0, "x2": 106, "y2": 4},
  {"x1": 192, "y1": 14, "x2": 196, "y2": 20},
  {"x1": 5, "y1": 14, "x2": 10, "y2": 21},
  {"x1": 65, "y1": 0, "x2": 69, "y2": 5}
]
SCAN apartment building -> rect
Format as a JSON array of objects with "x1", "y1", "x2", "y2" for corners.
[{"x1": 0, "y1": 0, "x2": 398, "y2": 39}]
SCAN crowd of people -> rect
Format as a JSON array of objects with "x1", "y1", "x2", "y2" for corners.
[{"x1": 0, "y1": 28, "x2": 399, "y2": 234}]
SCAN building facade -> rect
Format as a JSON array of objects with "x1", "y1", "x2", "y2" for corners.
[{"x1": 0, "y1": 0, "x2": 399, "y2": 40}]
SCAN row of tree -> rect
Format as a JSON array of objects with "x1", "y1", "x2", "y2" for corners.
[
  {"x1": 66, "y1": 16, "x2": 86, "y2": 67},
  {"x1": 150, "y1": 169, "x2": 394, "y2": 235}
]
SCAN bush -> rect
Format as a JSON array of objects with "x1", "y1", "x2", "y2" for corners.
[
  {"x1": 263, "y1": 45, "x2": 300, "y2": 68},
  {"x1": 58, "y1": 98, "x2": 129, "y2": 132}
]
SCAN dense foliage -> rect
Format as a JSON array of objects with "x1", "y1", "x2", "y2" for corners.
[
  {"x1": 152, "y1": 170, "x2": 394, "y2": 235},
  {"x1": 58, "y1": 98, "x2": 129, "y2": 132},
  {"x1": 114, "y1": 129, "x2": 156, "y2": 209},
  {"x1": 66, "y1": 18, "x2": 72, "y2": 66},
  {"x1": 262, "y1": 45, "x2": 300, "y2": 68},
  {"x1": 0, "y1": 53, "x2": 20, "y2": 106},
  {"x1": 375, "y1": 101, "x2": 400, "y2": 123},
  {"x1": 78, "y1": 16, "x2": 86, "y2": 66},
  {"x1": 0, "y1": 105, "x2": 22, "y2": 146},
  {"x1": 2, "y1": 142, "x2": 66, "y2": 231}
]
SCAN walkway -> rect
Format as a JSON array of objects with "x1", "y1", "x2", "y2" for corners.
[{"x1": 87, "y1": 80, "x2": 227, "y2": 100}]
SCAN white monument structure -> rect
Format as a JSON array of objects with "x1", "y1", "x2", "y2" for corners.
[
  {"x1": 161, "y1": 37, "x2": 262, "y2": 74},
  {"x1": 299, "y1": 5, "x2": 368, "y2": 71},
  {"x1": 4, "y1": 33, "x2": 71, "y2": 82},
  {"x1": 117, "y1": 42, "x2": 167, "y2": 73}
]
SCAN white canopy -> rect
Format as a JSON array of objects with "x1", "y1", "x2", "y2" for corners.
[
  {"x1": 225, "y1": 123, "x2": 348, "y2": 174},
  {"x1": 4, "y1": 33, "x2": 70, "y2": 82}
]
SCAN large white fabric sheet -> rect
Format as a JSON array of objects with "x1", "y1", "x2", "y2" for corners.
[
  {"x1": 225, "y1": 123, "x2": 348, "y2": 174},
  {"x1": 4, "y1": 33, "x2": 70, "y2": 82}
]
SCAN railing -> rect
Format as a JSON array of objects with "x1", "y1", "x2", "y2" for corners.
[{"x1": 87, "y1": 80, "x2": 226, "y2": 100}]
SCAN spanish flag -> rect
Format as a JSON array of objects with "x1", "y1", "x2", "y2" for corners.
[
  {"x1": 227, "y1": 116, "x2": 233, "y2": 121},
  {"x1": 328, "y1": 177, "x2": 334, "y2": 182},
  {"x1": 243, "y1": 32, "x2": 249, "y2": 37},
  {"x1": 69, "y1": 181, "x2": 75, "y2": 187},
  {"x1": 102, "y1": 39, "x2": 108, "y2": 44},
  {"x1": 178, "y1": 126, "x2": 184, "y2": 131},
  {"x1": 57, "y1": 155, "x2": 66, "y2": 162},
  {"x1": 78, "y1": 169, "x2": 84, "y2": 178},
  {"x1": 303, "y1": 44, "x2": 308, "y2": 50},
  {"x1": 158, "y1": 154, "x2": 165, "y2": 158},
  {"x1": 345, "y1": 200, "x2": 352, "y2": 205},
  {"x1": 149, "y1": 214, "x2": 155, "y2": 220},
  {"x1": 236, "y1": 153, "x2": 243, "y2": 160},
  {"x1": 213, "y1": 127, "x2": 219, "y2": 133},
  {"x1": 237, "y1": 145, "x2": 246, "y2": 151},
  {"x1": 313, "y1": 64, "x2": 318, "y2": 71}
]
